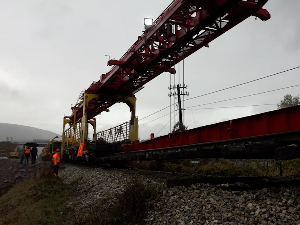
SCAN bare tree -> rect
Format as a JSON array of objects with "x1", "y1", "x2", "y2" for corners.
[{"x1": 277, "y1": 94, "x2": 300, "y2": 109}]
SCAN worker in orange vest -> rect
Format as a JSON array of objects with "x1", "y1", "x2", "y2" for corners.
[
  {"x1": 77, "y1": 142, "x2": 84, "y2": 157},
  {"x1": 52, "y1": 149, "x2": 61, "y2": 177},
  {"x1": 24, "y1": 145, "x2": 31, "y2": 164},
  {"x1": 150, "y1": 133, "x2": 155, "y2": 140}
]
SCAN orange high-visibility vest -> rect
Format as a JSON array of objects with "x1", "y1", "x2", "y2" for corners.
[
  {"x1": 77, "y1": 142, "x2": 84, "y2": 157},
  {"x1": 24, "y1": 147, "x2": 31, "y2": 154},
  {"x1": 52, "y1": 153, "x2": 60, "y2": 165}
]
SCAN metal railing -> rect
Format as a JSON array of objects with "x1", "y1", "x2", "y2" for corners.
[
  {"x1": 97, "y1": 122, "x2": 129, "y2": 143},
  {"x1": 13, "y1": 139, "x2": 50, "y2": 144},
  {"x1": 63, "y1": 123, "x2": 81, "y2": 149}
]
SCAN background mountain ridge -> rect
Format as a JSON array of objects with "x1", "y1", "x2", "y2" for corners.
[{"x1": 0, "y1": 123, "x2": 59, "y2": 142}]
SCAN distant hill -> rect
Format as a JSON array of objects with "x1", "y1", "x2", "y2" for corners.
[{"x1": 0, "y1": 123, "x2": 59, "y2": 142}]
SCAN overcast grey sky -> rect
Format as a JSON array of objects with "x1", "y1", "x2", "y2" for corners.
[{"x1": 1, "y1": 0, "x2": 300, "y2": 140}]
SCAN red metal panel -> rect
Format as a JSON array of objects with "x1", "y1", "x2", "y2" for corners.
[
  {"x1": 186, "y1": 129, "x2": 198, "y2": 145},
  {"x1": 289, "y1": 107, "x2": 300, "y2": 131},
  {"x1": 124, "y1": 106, "x2": 300, "y2": 152},
  {"x1": 269, "y1": 109, "x2": 287, "y2": 134}
]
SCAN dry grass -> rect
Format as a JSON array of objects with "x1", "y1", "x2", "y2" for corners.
[
  {"x1": 0, "y1": 176, "x2": 77, "y2": 225},
  {"x1": 131, "y1": 159, "x2": 300, "y2": 177}
]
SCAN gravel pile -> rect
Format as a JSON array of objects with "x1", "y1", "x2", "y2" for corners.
[
  {"x1": 145, "y1": 184, "x2": 300, "y2": 225},
  {"x1": 59, "y1": 165, "x2": 300, "y2": 225},
  {"x1": 59, "y1": 165, "x2": 162, "y2": 213}
]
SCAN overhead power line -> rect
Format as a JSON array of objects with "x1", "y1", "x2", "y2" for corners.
[
  {"x1": 139, "y1": 65, "x2": 300, "y2": 121},
  {"x1": 185, "y1": 84, "x2": 300, "y2": 109},
  {"x1": 185, "y1": 103, "x2": 276, "y2": 110},
  {"x1": 185, "y1": 65, "x2": 300, "y2": 102},
  {"x1": 140, "y1": 103, "x2": 277, "y2": 126},
  {"x1": 156, "y1": 112, "x2": 179, "y2": 136}
]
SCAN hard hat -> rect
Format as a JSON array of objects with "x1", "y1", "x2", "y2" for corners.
[{"x1": 56, "y1": 149, "x2": 60, "y2": 152}]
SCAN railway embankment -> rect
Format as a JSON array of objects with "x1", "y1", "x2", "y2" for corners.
[
  {"x1": 0, "y1": 159, "x2": 51, "y2": 196},
  {"x1": 1, "y1": 161, "x2": 300, "y2": 224},
  {"x1": 59, "y1": 164, "x2": 300, "y2": 225}
]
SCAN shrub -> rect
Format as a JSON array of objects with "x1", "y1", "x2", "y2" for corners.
[{"x1": 71, "y1": 178, "x2": 162, "y2": 225}]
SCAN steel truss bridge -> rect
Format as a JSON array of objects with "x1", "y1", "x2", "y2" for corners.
[{"x1": 13, "y1": 139, "x2": 50, "y2": 147}]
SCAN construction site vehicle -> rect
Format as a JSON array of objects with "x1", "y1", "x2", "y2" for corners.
[
  {"x1": 42, "y1": 140, "x2": 61, "y2": 161},
  {"x1": 0, "y1": 142, "x2": 18, "y2": 158},
  {"x1": 9, "y1": 148, "x2": 20, "y2": 159},
  {"x1": 0, "y1": 150, "x2": 7, "y2": 157}
]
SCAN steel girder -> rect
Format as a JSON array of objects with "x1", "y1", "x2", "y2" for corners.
[{"x1": 70, "y1": 0, "x2": 270, "y2": 122}]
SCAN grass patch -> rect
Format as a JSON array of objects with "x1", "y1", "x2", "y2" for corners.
[
  {"x1": 131, "y1": 159, "x2": 300, "y2": 177},
  {"x1": 163, "y1": 159, "x2": 278, "y2": 176},
  {"x1": 163, "y1": 159, "x2": 300, "y2": 176},
  {"x1": 0, "y1": 177, "x2": 77, "y2": 225},
  {"x1": 115, "y1": 178, "x2": 161, "y2": 223}
]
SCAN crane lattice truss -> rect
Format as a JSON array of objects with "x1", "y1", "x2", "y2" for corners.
[{"x1": 70, "y1": 0, "x2": 270, "y2": 122}]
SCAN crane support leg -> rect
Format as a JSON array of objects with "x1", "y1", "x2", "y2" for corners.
[
  {"x1": 124, "y1": 96, "x2": 139, "y2": 141},
  {"x1": 81, "y1": 93, "x2": 99, "y2": 150},
  {"x1": 88, "y1": 118, "x2": 97, "y2": 142},
  {"x1": 62, "y1": 117, "x2": 72, "y2": 152}
]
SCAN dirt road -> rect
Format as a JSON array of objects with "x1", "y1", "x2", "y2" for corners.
[{"x1": 0, "y1": 159, "x2": 51, "y2": 196}]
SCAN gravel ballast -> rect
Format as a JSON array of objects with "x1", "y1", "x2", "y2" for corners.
[{"x1": 59, "y1": 165, "x2": 300, "y2": 225}]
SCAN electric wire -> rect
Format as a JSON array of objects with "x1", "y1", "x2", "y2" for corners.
[
  {"x1": 156, "y1": 112, "x2": 179, "y2": 136},
  {"x1": 140, "y1": 103, "x2": 277, "y2": 126},
  {"x1": 139, "y1": 65, "x2": 300, "y2": 121},
  {"x1": 185, "y1": 84, "x2": 300, "y2": 109},
  {"x1": 140, "y1": 112, "x2": 173, "y2": 126},
  {"x1": 187, "y1": 97, "x2": 196, "y2": 127},
  {"x1": 185, "y1": 65, "x2": 300, "y2": 102},
  {"x1": 185, "y1": 103, "x2": 276, "y2": 110}
]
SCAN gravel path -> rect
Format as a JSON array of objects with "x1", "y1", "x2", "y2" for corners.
[{"x1": 59, "y1": 165, "x2": 300, "y2": 225}]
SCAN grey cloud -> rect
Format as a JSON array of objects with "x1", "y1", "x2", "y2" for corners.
[
  {"x1": 0, "y1": 0, "x2": 300, "y2": 136},
  {"x1": 0, "y1": 81, "x2": 20, "y2": 99}
]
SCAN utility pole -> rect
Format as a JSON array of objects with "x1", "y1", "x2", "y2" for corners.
[
  {"x1": 176, "y1": 84, "x2": 184, "y2": 131},
  {"x1": 176, "y1": 84, "x2": 188, "y2": 131}
]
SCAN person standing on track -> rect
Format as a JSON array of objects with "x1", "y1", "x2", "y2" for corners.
[
  {"x1": 52, "y1": 149, "x2": 61, "y2": 177},
  {"x1": 20, "y1": 145, "x2": 25, "y2": 164},
  {"x1": 24, "y1": 145, "x2": 31, "y2": 164},
  {"x1": 31, "y1": 145, "x2": 38, "y2": 164}
]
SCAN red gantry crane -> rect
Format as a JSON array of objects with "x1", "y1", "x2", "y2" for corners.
[{"x1": 61, "y1": 0, "x2": 270, "y2": 153}]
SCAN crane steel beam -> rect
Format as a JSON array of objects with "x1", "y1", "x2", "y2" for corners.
[{"x1": 70, "y1": 0, "x2": 270, "y2": 122}]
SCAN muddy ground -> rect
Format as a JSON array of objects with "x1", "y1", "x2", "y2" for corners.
[{"x1": 0, "y1": 158, "x2": 52, "y2": 196}]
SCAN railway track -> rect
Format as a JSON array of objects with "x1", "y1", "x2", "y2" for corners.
[
  {"x1": 58, "y1": 162, "x2": 300, "y2": 224},
  {"x1": 70, "y1": 161, "x2": 300, "y2": 191}
]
